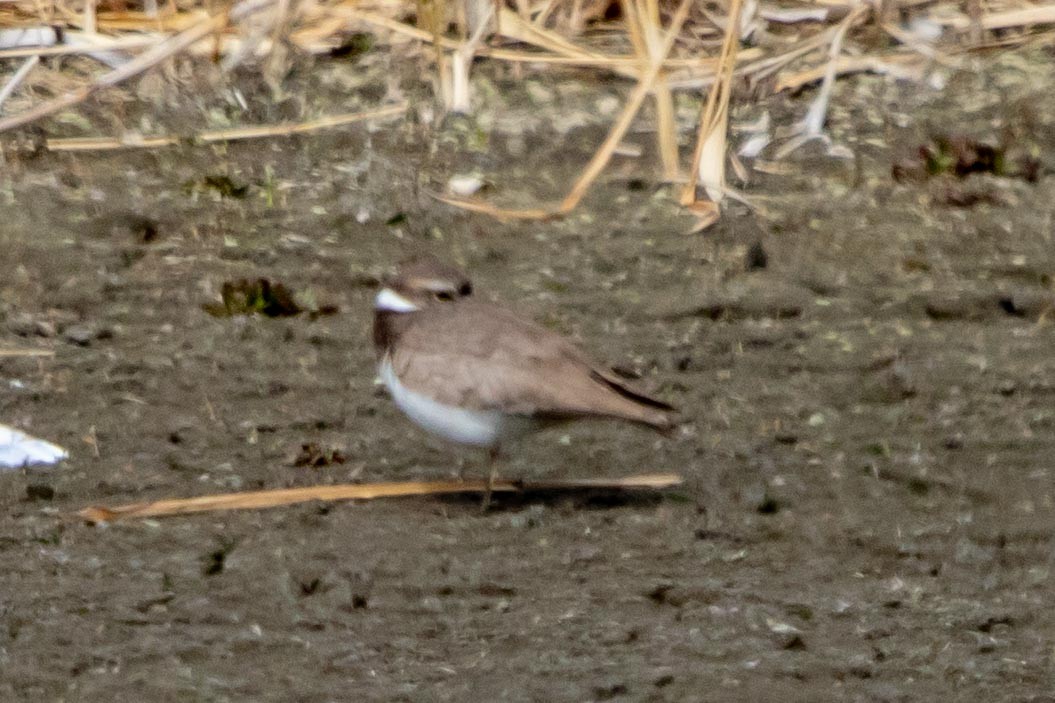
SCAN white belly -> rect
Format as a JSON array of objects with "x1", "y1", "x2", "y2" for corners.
[{"x1": 379, "y1": 358, "x2": 505, "y2": 447}]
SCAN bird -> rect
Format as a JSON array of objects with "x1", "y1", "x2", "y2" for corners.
[{"x1": 372, "y1": 256, "x2": 676, "y2": 508}]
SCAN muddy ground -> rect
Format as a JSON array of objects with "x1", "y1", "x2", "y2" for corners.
[{"x1": 2, "y1": 45, "x2": 1055, "y2": 702}]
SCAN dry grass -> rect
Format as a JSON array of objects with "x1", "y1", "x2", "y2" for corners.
[{"x1": 2, "y1": 0, "x2": 1054, "y2": 226}]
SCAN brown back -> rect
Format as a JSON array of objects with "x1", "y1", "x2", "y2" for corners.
[{"x1": 381, "y1": 300, "x2": 675, "y2": 430}]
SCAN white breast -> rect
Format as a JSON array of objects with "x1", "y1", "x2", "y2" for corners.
[{"x1": 379, "y1": 357, "x2": 505, "y2": 448}]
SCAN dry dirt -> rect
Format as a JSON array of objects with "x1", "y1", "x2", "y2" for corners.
[{"x1": 2, "y1": 46, "x2": 1055, "y2": 702}]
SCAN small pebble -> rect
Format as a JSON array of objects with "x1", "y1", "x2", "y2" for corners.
[{"x1": 63, "y1": 325, "x2": 95, "y2": 346}]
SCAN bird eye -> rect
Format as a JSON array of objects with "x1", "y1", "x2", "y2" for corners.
[
  {"x1": 434, "y1": 291, "x2": 455, "y2": 301},
  {"x1": 458, "y1": 283, "x2": 473, "y2": 296}
]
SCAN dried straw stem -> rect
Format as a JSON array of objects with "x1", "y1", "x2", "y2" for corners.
[
  {"x1": 44, "y1": 103, "x2": 407, "y2": 151},
  {"x1": 0, "y1": 36, "x2": 159, "y2": 60},
  {"x1": 0, "y1": 55, "x2": 39, "y2": 110},
  {"x1": 438, "y1": 0, "x2": 694, "y2": 220},
  {"x1": 554, "y1": 0, "x2": 693, "y2": 213},
  {"x1": 622, "y1": 0, "x2": 679, "y2": 181},
  {"x1": 78, "y1": 473, "x2": 685, "y2": 522},
  {"x1": 774, "y1": 3, "x2": 869, "y2": 159},
  {"x1": 681, "y1": 0, "x2": 743, "y2": 207}
]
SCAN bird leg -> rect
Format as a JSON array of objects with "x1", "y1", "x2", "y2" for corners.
[{"x1": 482, "y1": 446, "x2": 500, "y2": 511}]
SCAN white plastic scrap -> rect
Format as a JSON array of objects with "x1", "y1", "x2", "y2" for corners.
[{"x1": 0, "y1": 424, "x2": 68, "y2": 470}]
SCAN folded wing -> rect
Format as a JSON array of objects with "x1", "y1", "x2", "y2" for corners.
[{"x1": 389, "y1": 302, "x2": 675, "y2": 430}]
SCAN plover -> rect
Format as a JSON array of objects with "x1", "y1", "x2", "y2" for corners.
[{"x1": 373, "y1": 256, "x2": 675, "y2": 507}]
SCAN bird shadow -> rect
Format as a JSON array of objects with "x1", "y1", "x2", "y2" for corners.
[{"x1": 434, "y1": 486, "x2": 689, "y2": 513}]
